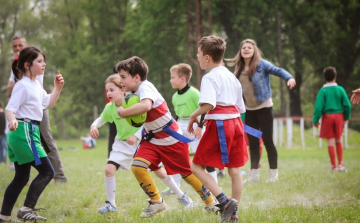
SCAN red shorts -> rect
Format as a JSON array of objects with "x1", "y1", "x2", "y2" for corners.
[
  {"x1": 134, "y1": 140, "x2": 191, "y2": 175},
  {"x1": 320, "y1": 113, "x2": 345, "y2": 139},
  {"x1": 193, "y1": 118, "x2": 248, "y2": 169}
]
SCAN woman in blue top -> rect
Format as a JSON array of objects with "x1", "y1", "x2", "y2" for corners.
[{"x1": 227, "y1": 39, "x2": 296, "y2": 183}]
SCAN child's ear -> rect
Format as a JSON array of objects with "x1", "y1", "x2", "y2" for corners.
[
  {"x1": 24, "y1": 62, "x2": 30, "y2": 70},
  {"x1": 135, "y1": 74, "x2": 141, "y2": 81}
]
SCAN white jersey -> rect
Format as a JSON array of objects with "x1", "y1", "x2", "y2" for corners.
[
  {"x1": 6, "y1": 76, "x2": 50, "y2": 121},
  {"x1": 10, "y1": 70, "x2": 44, "y2": 87},
  {"x1": 199, "y1": 66, "x2": 245, "y2": 120}
]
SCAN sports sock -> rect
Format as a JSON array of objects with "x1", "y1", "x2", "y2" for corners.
[
  {"x1": 216, "y1": 192, "x2": 228, "y2": 206},
  {"x1": 335, "y1": 142, "x2": 343, "y2": 166},
  {"x1": 327, "y1": 146, "x2": 336, "y2": 169},
  {"x1": 182, "y1": 173, "x2": 214, "y2": 205},
  {"x1": 160, "y1": 175, "x2": 184, "y2": 198},
  {"x1": 208, "y1": 170, "x2": 218, "y2": 184},
  {"x1": 171, "y1": 173, "x2": 181, "y2": 187},
  {"x1": 105, "y1": 176, "x2": 116, "y2": 206},
  {"x1": 132, "y1": 158, "x2": 161, "y2": 202}
]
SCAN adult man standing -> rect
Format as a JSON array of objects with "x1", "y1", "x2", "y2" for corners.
[{"x1": 7, "y1": 36, "x2": 67, "y2": 184}]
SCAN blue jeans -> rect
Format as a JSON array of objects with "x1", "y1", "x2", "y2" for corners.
[{"x1": 0, "y1": 134, "x2": 6, "y2": 163}]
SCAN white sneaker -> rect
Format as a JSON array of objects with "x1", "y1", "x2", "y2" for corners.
[
  {"x1": 338, "y1": 165, "x2": 347, "y2": 172},
  {"x1": 177, "y1": 193, "x2": 193, "y2": 208},
  {"x1": 265, "y1": 169, "x2": 278, "y2": 183},
  {"x1": 140, "y1": 199, "x2": 166, "y2": 218},
  {"x1": 98, "y1": 201, "x2": 117, "y2": 213},
  {"x1": 243, "y1": 169, "x2": 259, "y2": 183}
]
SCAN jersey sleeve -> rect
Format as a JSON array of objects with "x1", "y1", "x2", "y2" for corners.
[
  {"x1": 198, "y1": 76, "x2": 217, "y2": 109},
  {"x1": 100, "y1": 103, "x2": 113, "y2": 123},
  {"x1": 5, "y1": 82, "x2": 27, "y2": 113},
  {"x1": 138, "y1": 83, "x2": 157, "y2": 106}
]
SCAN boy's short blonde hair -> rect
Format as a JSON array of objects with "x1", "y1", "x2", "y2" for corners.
[
  {"x1": 105, "y1": 74, "x2": 123, "y2": 89},
  {"x1": 170, "y1": 63, "x2": 192, "y2": 83},
  {"x1": 198, "y1": 36, "x2": 226, "y2": 63}
]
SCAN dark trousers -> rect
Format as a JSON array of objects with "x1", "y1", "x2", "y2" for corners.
[
  {"x1": 245, "y1": 107, "x2": 278, "y2": 169},
  {"x1": 108, "y1": 122, "x2": 117, "y2": 158},
  {"x1": 0, "y1": 157, "x2": 54, "y2": 216}
]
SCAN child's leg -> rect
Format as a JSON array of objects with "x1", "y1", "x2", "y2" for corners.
[
  {"x1": 104, "y1": 163, "x2": 118, "y2": 206},
  {"x1": 335, "y1": 139, "x2": 343, "y2": 166},
  {"x1": 154, "y1": 168, "x2": 184, "y2": 198},
  {"x1": 327, "y1": 138, "x2": 336, "y2": 170},
  {"x1": 23, "y1": 157, "x2": 54, "y2": 210},
  {"x1": 228, "y1": 167, "x2": 242, "y2": 218},
  {"x1": 189, "y1": 163, "x2": 217, "y2": 205},
  {"x1": 0, "y1": 162, "x2": 32, "y2": 217},
  {"x1": 206, "y1": 166, "x2": 218, "y2": 183}
]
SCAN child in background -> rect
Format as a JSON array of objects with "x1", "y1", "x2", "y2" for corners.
[
  {"x1": 163, "y1": 63, "x2": 217, "y2": 194},
  {"x1": 312, "y1": 67, "x2": 351, "y2": 172},
  {"x1": 90, "y1": 74, "x2": 193, "y2": 214},
  {"x1": 188, "y1": 36, "x2": 248, "y2": 222},
  {"x1": 0, "y1": 47, "x2": 64, "y2": 222},
  {"x1": 80, "y1": 132, "x2": 96, "y2": 149},
  {"x1": 0, "y1": 101, "x2": 7, "y2": 164},
  {"x1": 116, "y1": 56, "x2": 215, "y2": 218}
]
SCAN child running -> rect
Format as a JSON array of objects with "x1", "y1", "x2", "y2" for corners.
[
  {"x1": 90, "y1": 74, "x2": 193, "y2": 214},
  {"x1": 188, "y1": 36, "x2": 248, "y2": 223},
  {"x1": 312, "y1": 67, "x2": 351, "y2": 172},
  {"x1": 162, "y1": 63, "x2": 218, "y2": 195},
  {"x1": 116, "y1": 56, "x2": 215, "y2": 218},
  {"x1": 0, "y1": 46, "x2": 64, "y2": 222}
]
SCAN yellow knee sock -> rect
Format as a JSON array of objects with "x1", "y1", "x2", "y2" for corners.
[
  {"x1": 132, "y1": 158, "x2": 161, "y2": 201},
  {"x1": 182, "y1": 174, "x2": 214, "y2": 205}
]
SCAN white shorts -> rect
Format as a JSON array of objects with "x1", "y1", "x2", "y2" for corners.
[
  {"x1": 177, "y1": 118, "x2": 204, "y2": 153},
  {"x1": 108, "y1": 137, "x2": 138, "y2": 170}
]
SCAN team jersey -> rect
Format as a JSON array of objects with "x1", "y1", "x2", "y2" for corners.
[
  {"x1": 199, "y1": 66, "x2": 245, "y2": 120},
  {"x1": 6, "y1": 76, "x2": 50, "y2": 121},
  {"x1": 100, "y1": 102, "x2": 140, "y2": 141},
  {"x1": 135, "y1": 80, "x2": 182, "y2": 146},
  {"x1": 172, "y1": 86, "x2": 200, "y2": 118}
]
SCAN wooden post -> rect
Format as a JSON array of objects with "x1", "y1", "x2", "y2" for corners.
[
  {"x1": 300, "y1": 117, "x2": 305, "y2": 149},
  {"x1": 286, "y1": 118, "x2": 292, "y2": 149}
]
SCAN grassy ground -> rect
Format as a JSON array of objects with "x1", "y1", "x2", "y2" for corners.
[{"x1": 1, "y1": 127, "x2": 360, "y2": 222}]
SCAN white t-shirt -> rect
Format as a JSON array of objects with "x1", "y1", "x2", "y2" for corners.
[
  {"x1": 199, "y1": 66, "x2": 245, "y2": 119},
  {"x1": 6, "y1": 76, "x2": 50, "y2": 121},
  {"x1": 10, "y1": 70, "x2": 44, "y2": 87}
]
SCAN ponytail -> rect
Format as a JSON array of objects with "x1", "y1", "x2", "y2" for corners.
[{"x1": 11, "y1": 58, "x2": 22, "y2": 82}]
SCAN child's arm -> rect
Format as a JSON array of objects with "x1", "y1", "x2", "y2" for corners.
[
  {"x1": 5, "y1": 110, "x2": 18, "y2": 131},
  {"x1": 350, "y1": 88, "x2": 360, "y2": 105},
  {"x1": 90, "y1": 117, "x2": 107, "y2": 139},
  {"x1": 312, "y1": 90, "x2": 324, "y2": 127},
  {"x1": 188, "y1": 103, "x2": 213, "y2": 134},
  {"x1": 117, "y1": 98, "x2": 152, "y2": 118},
  {"x1": 126, "y1": 126, "x2": 143, "y2": 145},
  {"x1": 48, "y1": 71, "x2": 65, "y2": 109}
]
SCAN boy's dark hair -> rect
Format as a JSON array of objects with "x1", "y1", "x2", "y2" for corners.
[
  {"x1": 323, "y1": 66, "x2": 337, "y2": 82},
  {"x1": 198, "y1": 36, "x2": 226, "y2": 63},
  {"x1": 115, "y1": 56, "x2": 148, "y2": 81},
  {"x1": 170, "y1": 63, "x2": 192, "y2": 83},
  {"x1": 12, "y1": 46, "x2": 45, "y2": 81}
]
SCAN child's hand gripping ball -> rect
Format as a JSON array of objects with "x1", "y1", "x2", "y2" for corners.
[{"x1": 122, "y1": 94, "x2": 147, "y2": 127}]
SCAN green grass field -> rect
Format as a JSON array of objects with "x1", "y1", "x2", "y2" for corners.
[{"x1": 1, "y1": 127, "x2": 360, "y2": 223}]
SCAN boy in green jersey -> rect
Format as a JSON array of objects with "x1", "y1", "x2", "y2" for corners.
[
  {"x1": 163, "y1": 63, "x2": 217, "y2": 194},
  {"x1": 312, "y1": 67, "x2": 351, "y2": 172}
]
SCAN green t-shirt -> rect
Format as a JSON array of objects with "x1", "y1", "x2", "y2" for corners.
[
  {"x1": 172, "y1": 86, "x2": 200, "y2": 118},
  {"x1": 312, "y1": 84, "x2": 351, "y2": 123},
  {"x1": 101, "y1": 102, "x2": 140, "y2": 141}
]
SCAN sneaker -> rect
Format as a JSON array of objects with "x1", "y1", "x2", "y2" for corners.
[
  {"x1": 217, "y1": 198, "x2": 238, "y2": 222},
  {"x1": 177, "y1": 193, "x2": 193, "y2": 208},
  {"x1": 265, "y1": 169, "x2": 278, "y2": 183},
  {"x1": 331, "y1": 167, "x2": 338, "y2": 172},
  {"x1": 217, "y1": 171, "x2": 226, "y2": 178},
  {"x1": 98, "y1": 201, "x2": 117, "y2": 213},
  {"x1": 243, "y1": 169, "x2": 259, "y2": 183},
  {"x1": 140, "y1": 199, "x2": 166, "y2": 218},
  {"x1": 338, "y1": 165, "x2": 347, "y2": 172},
  {"x1": 204, "y1": 204, "x2": 220, "y2": 215},
  {"x1": 230, "y1": 215, "x2": 239, "y2": 223},
  {"x1": 54, "y1": 177, "x2": 67, "y2": 185},
  {"x1": 160, "y1": 187, "x2": 175, "y2": 195},
  {"x1": 17, "y1": 208, "x2": 47, "y2": 221}
]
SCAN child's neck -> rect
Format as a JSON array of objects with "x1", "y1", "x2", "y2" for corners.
[
  {"x1": 178, "y1": 82, "x2": 188, "y2": 90},
  {"x1": 326, "y1": 80, "x2": 336, "y2": 84},
  {"x1": 23, "y1": 72, "x2": 36, "y2": 81},
  {"x1": 207, "y1": 62, "x2": 222, "y2": 71},
  {"x1": 115, "y1": 100, "x2": 122, "y2": 107}
]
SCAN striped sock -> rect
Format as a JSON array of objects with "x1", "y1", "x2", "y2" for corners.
[{"x1": 216, "y1": 193, "x2": 228, "y2": 206}]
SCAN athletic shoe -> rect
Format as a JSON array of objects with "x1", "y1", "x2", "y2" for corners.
[
  {"x1": 177, "y1": 193, "x2": 193, "y2": 208},
  {"x1": 54, "y1": 177, "x2": 67, "y2": 185},
  {"x1": 160, "y1": 187, "x2": 175, "y2": 195},
  {"x1": 217, "y1": 171, "x2": 226, "y2": 178},
  {"x1": 217, "y1": 198, "x2": 238, "y2": 222},
  {"x1": 338, "y1": 165, "x2": 347, "y2": 172},
  {"x1": 230, "y1": 215, "x2": 239, "y2": 222},
  {"x1": 331, "y1": 167, "x2": 338, "y2": 172},
  {"x1": 243, "y1": 169, "x2": 259, "y2": 183},
  {"x1": 98, "y1": 201, "x2": 117, "y2": 213},
  {"x1": 204, "y1": 204, "x2": 220, "y2": 215},
  {"x1": 140, "y1": 199, "x2": 166, "y2": 218},
  {"x1": 17, "y1": 208, "x2": 47, "y2": 221},
  {"x1": 265, "y1": 169, "x2": 278, "y2": 183}
]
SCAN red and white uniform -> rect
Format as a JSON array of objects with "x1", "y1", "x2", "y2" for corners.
[{"x1": 193, "y1": 66, "x2": 248, "y2": 168}]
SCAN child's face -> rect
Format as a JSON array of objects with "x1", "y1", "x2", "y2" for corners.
[
  {"x1": 29, "y1": 54, "x2": 46, "y2": 76},
  {"x1": 197, "y1": 47, "x2": 208, "y2": 70},
  {"x1": 105, "y1": 82, "x2": 125, "y2": 104},
  {"x1": 118, "y1": 70, "x2": 139, "y2": 92},
  {"x1": 240, "y1": 42, "x2": 254, "y2": 59},
  {"x1": 169, "y1": 71, "x2": 184, "y2": 89}
]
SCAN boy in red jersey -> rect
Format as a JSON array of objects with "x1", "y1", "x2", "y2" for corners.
[
  {"x1": 115, "y1": 56, "x2": 215, "y2": 218},
  {"x1": 188, "y1": 36, "x2": 248, "y2": 223}
]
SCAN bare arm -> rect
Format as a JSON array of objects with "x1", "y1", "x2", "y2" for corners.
[
  {"x1": 5, "y1": 110, "x2": 18, "y2": 131},
  {"x1": 117, "y1": 98, "x2": 152, "y2": 118},
  {"x1": 188, "y1": 103, "x2": 213, "y2": 133},
  {"x1": 47, "y1": 72, "x2": 64, "y2": 109}
]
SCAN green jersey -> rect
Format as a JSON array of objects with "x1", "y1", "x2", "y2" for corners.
[
  {"x1": 312, "y1": 84, "x2": 351, "y2": 123},
  {"x1": 172, "y1": 86, "x2": 200, "y2": 118},
  {"x1": 101, "y1": 102, "x2": 140, "y2": 141}
]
